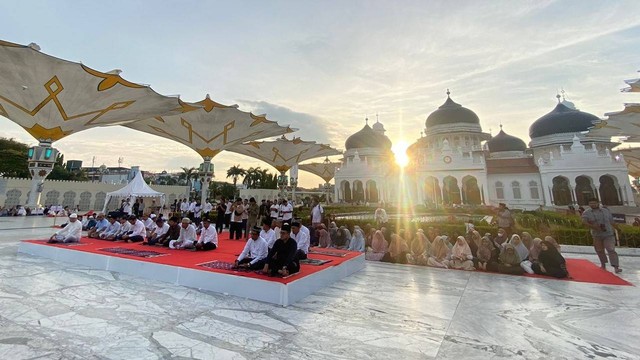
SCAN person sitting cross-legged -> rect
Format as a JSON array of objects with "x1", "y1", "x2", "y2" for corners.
[
  {"x1": 48, "y1": 213, "x2": 82, "y2": 243},
  {"x1": 113, "y1": 217, "x2": 132, "y2": 241},
  {"x1": 169, "y1": 218, "x2": 197, "y2": 249},
  {"x1": 195, "y1": 218, "x2": 218, "y2": 251},
  {"x1": 145, "y1": 218, "x2": 169, "y2": 245},
  {"x1": 291, "y1": 221, "x2": 310, "y2": 260},
  {"x1": 100, "y1": 216, "x2": 121, "y2": 240},
  {"x1": 87, "y1": 213, "x2": 109, "y2": 238},
  {"x1": 262, "y1": 224, "x2": 300, "y2": 277},
  {"x1": 235, "y1": 226, "x2": 269, "y2": 270},
  {"x1": 156, "y1": 216, "x2": 181, "y2": 247},
  {"x1": 120, "y1": 215, "x2": 146, "y2": 243}
]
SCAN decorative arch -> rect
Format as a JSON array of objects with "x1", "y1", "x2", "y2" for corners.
[
  {"x1": 366, "y1": 180, "x2": 378, "y2": 203},
  {"x1": 552, "y1": 176, "x2": 572, "y2": 206},
  {"x1": 462, "y1": 175, "x2": 481, "y2": 205},
  {"x1": 45, "y1": 190, "x2": 60, "y2": 206},
  {"x1": 353, "y1": 180, "x2": 365, "y2": 203},
  {"x1": 62, "y1": 191, "x2": 77, "y2": 208},
  {"x1": 599, "y1": 175, "x2": 621, "y2": 206},
  {"x1": 4, "y1": 189, "x2": 22, "y2": 208},
  {"x1": 341, "y1": 181, "x2": 352, "y2": 203},
  {"x1": 575, "y1": 175, "x2": 596, "y2": 206},
  {"x1": 424, "y1": 177, "x2": 442, "y2": 205},
  {"x1": 442, "y1": 176, "x2": 461, "y2": 205},
  {"x1": 79, "y1": 191, "x2": 92, "y2": 211},
  {"x1": 94, "y1": 191, "x2": 106, "y2": 210}
]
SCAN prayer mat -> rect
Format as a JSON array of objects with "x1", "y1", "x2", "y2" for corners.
[
  {"x1": 198, "y1": 260, "x2": 236, "y2": 270},
  {"x1": 99, "y1": 247, "x2": 167, "y2": 258},
  {"x1": 308, "y1": 249, "x2": 347, "y2": 257},
  {"x1": 300, "y1": 258, "x2": 332, "y2": 266},
  {"x1": 56, "y1": 242, "x2": 87, "y2": 247}
]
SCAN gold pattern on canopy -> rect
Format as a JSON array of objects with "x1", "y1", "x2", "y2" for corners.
[
  {"x1": 0, "y1": 39, "x2": 188, "y2": 142},
  {"x1": 227, "y1": 136, "x2": 342, "y2": 173},
  {"x1": 125, "y1": 94, "x2": 295, "y2": 159},
  {"x1": 299, "y1": 159, "x2": 341, "y2": 183},
  {"x1": 588, "y1": 104, "x2": 640, "y2": 141}
]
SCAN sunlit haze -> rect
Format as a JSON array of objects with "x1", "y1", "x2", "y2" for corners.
[
  {"x1": 392, "y1": 141, "x2": 410, "y2": 168},
  {"x1": 2, "y1": 1, "x2": 640, "y2": 188}
]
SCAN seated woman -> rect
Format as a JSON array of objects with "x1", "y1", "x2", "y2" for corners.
[
  {"x1": 427, "y1": 236, "x2": 450, "y2": 268},
  {"x1": 544, "y1": 236, "x2": 561, "y2": 252},
  {"x1": 328, "y1": 222, "x2": 339, "y2": 246},
  {"x1": 335, "y1": 226, "x2": 352, "y2": 249},
  {"x1": 467, "y1": 230, "x2": 482, "y2": 257},
  {"x1": 365, "y1": 230, "x2": 388, "y2": 261},
  {"x1": 476, "y1": 236, "x2": 496, "y2": 271},
  {"x1": 348, "y1": 226, "x2": 365, "y2": 252},
  {"x1": 317, "y1": 224, "x2": 331, "y2": 248},
  {"x1": 407, "y1": 230, "x2": 430, "y2": 265},
  {"x1": 508, "y1": 234, "x2": 529, "y2": 265},
  {"x1": 521, "y1": 237, "x2": 542, "y2": 274},
  {"x1": 449, "y1": 236, "x2": 475, "y2": 270},
  {"x1": 531, "y1": 240, "x2": 569, "y2": 278},
  {"x1": 383, "y1": 234, "x2": 409, "y2": 264},
  {"x1": 488, "y1": 243, "x2": 525, "y2": 275},
  {"x1": 521, "y1": 231, "x2": 534, "y2": 250}
]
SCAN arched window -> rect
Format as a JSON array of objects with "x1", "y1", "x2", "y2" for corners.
[
  {"x1": 529, "y1": 181, "x2": 539, "y2": 199},
  {"x1": 512, "y1": 181, "x2": 521, "y2": 199},
  {"x1": 495, "y1": 181, "x2": 504, "y2": 199}
]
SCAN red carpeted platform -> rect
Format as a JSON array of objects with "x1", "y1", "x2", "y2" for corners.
[
  {"x1": 22, "y1": 233, "x2": 360, "y2": 285},
  {"x1": 525, "y1": 258, "x2": 632, "y2": 286}
]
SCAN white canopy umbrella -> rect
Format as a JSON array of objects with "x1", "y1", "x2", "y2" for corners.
[{"x1": 102, "y1": 170, "x2": 166, "y2": 213}]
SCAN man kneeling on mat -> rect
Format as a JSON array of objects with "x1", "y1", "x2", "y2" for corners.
[
  {"x1": 48, "y1": 213, "x2": 82, "y2": 243},
  {"x1": 262, "y1": 224, "x2": 300, "y2": 277},
  {"x1": 169, "y1": 218, "x2": 197, "y2": 249},
  {"x1": 195, "y1": 218, "x2": 218, "y2": 251},
  {"x1": 234, "y1": 226, "x2": 268, "y2": 269}
]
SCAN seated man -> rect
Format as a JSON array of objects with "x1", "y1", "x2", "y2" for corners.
[
  {"x1": 235, "y1": 226, "x2": 268, "y2": 269},
  {"x1": 261, "y1": 218, "x2": 277, "y2": 249},
  {"x1": 291, "y1": 221, "x2": 310, "y2": 260},
  {"x1": 48, "y1": 213, "x2": 82, "y2": 243},
  {"x1": 112, "y1": 217, "x2": 131, "y2": 241},
  {"x1": 157, "y1": 216, "x2": 181, "y2": 247},
  {"x1": 87, "y1": 213, "x2": 109, "y2": 238},
  {"x1": 169, "y1": 218, "x2": 197, "y2": 249},
  {"x1": 100, "y1": 216, "x2": 121, "y2": 240},
  {"x1": 82, "y1": 215, "x2": 97, "y2": 231},
  {"x1": 262, "y1": 224, "x2": 300, "y2": 277},
  {"x1": 145, "y1": 218, "x2": 169, "y2": 245},
  {"x1": 120, "y1": 216, "x2": 146, "y2": 243},
  {"x1": 142, "y1": 214, "x2": 156, "y2": 237},
  {"x1": 195, "y1": 218, "x2": 218, "y2": 251}
]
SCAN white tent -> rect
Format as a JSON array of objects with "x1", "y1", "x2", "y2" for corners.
[{"x1": 102, "y1": 170, "x2": 165, "y2": 213}]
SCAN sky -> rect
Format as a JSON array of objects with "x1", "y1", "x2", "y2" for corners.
[{"x1": 1, "y1": 0, "x2": 640, "y2": 188}]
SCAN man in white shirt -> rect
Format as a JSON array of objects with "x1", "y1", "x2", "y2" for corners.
[
  {"x1": 180, "y1": 199, "x2": 189, "y2": 217},
  {"x1": 121, "y1": 216, "x2": 146, "y2": 243},
  {"x1": 235, "y1": 226, "x2": 268, "y2": 270},
  {"x1": 48, "y1": 213, "x2": 82, "y2": 243},
  {"x1": 269, "y1": 201, "x2": 280, "y2": 223},
  {"x1": 170, "y1": 218, "x2": 197, "y2": 249},
  {"x1": 145, "y1": 218, "x2": 169, "y2": 246},
  {"x1": 203, "y1": 200, "x2": 213, "y2": 217},
  {"x1": 142, "y1": 214, "x2": 156, "y2": 236},
  {"x1": 291, "y1": 221, "x2": 310, "y2": 260},
  {"x1": 195, "y1": 218, "x2": 218, "y2": 251},
  {"x1": 123, "y1": 200, "x2": 133, "y2": 216},
  {"x1": 311, "y1": 199, "x2": 324, "y2": 228},
  {"x1": 100, "y1": 216, "x2": 121, "y2": 240},
  {"x1": 261, "y1": 218, "x2": 277, "y2": 249},
  {"x1": 280, "y1": 199, "x2": 293, "y2": 225}
]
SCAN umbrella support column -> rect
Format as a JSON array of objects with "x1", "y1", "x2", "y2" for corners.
[
  {"x1": 199, "y1": 158, "x2": 213, "y2": 206},
  {"x1": 26, "y1": 141, "x2": 59, "y2": 209}
]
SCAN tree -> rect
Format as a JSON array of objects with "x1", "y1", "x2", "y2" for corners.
[
  {"x1": 0, "y1": 137, "x2": 30, "y2": 178},
  {"x1": 179, "y1": 167, "x2": 198, "y2": 192},
  {"x1": 209, "y1": 181, "x2": 237, "y2": 199},
  {"x1": 226, "y1": 165, "x2": 246, "y2": 189}
]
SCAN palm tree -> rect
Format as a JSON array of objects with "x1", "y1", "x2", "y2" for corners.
[
  {"x1": 226, "y1": 165, "x2": 246, "y2": 193},
  {"x1": 180, "y1": 167, "x2": 198, "y2": 193},
  {"x1": 243, "y1": 167, "x2": 263, "y2": 189}
]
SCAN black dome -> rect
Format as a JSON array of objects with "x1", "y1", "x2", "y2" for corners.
[
  {"x1": 529, "y1": 102, "x2": 599, "y2": 138},
  {"x1": 345, "y1": 124, "x2": 392, "y2": 150},
  {"x1": 426, "y1": 95, "x2": 480, "y2": 127},
  {"x1": 487, "y1": 129, "x2": 526, "y2": 152}
]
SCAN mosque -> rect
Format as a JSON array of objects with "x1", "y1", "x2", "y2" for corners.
[{"x1": 334, "y1": 91, "x2": 635, "y2": 209}]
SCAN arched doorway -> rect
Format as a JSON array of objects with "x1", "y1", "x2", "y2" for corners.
[
  {"x1": 341, "y1": 181, "x2": 352, "y2": 203},
  {"x1": 462, "y1": 176, "x2": 481, "y2": 205},
  {"x1": 575, "y1": 176, "x2": 595, "y2": 206},
  {"x1": 442, "y1": 176, "x2": 461, "y2": 205},
  {"x1": 353, "y1": 180, "x2": 365, "y2": 203},
  {"x1": 552, "y1": 176, "x2": 572, "y2": 206},
  {"x1": 424, "y1": 177, "x2": 442, "y2": 205},
  {"x1": 366, "y1": 180, "x2": 379, "y2": 203},
  {"x1": 599, "y1": 175, "x2": 621, "y2": 205}
]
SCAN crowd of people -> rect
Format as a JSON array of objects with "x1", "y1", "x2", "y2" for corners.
[{"x1": 45, "y1": 196, "x2": 623, "y2": 279}]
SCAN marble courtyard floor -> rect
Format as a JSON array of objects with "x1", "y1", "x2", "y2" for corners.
[{"x1": 0, "y1": 217, "x2": 638, "y2": 360}]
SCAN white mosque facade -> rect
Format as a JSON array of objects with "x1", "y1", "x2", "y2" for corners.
[{"x1": 334, "y1": 92, "x2": 635, "y2": 209}]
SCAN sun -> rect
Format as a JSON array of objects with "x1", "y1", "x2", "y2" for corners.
[{"x1": 392, "y1": 140, "x2": 410, "y2": 167}]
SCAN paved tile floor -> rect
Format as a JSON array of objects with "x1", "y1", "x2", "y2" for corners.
[{"x1": 0, "y1": 216, "x2": 638, "y2": 359}]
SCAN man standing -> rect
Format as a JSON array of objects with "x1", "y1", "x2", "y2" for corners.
[
  {"x1": 311, "y1": 199, "x2": 324, "y2": 228},
  {"x1": 582, "y1": 198, "x2": 622, "y2": 273},
  {"x1": 235, "y1": 226, "x2": 268, "y2": 269},
  {"x1": 48, "y1": 213, "x2": 82, "y2": 243},
  {"x1": 496, "y1": 203, "x2": 514, "y2": 236},
  {"x1": 280, "y1": 199, "x2": 293, "y2": 225},
  {"x1": 195, "y1": 218, "x2": 218, "y2": 251},
  {"x1": 269, "y1": 200, "x2": 280, "y2": 224},
  {"x1": 262, "y1": 224, "x2": 299, "y2": 277}
]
